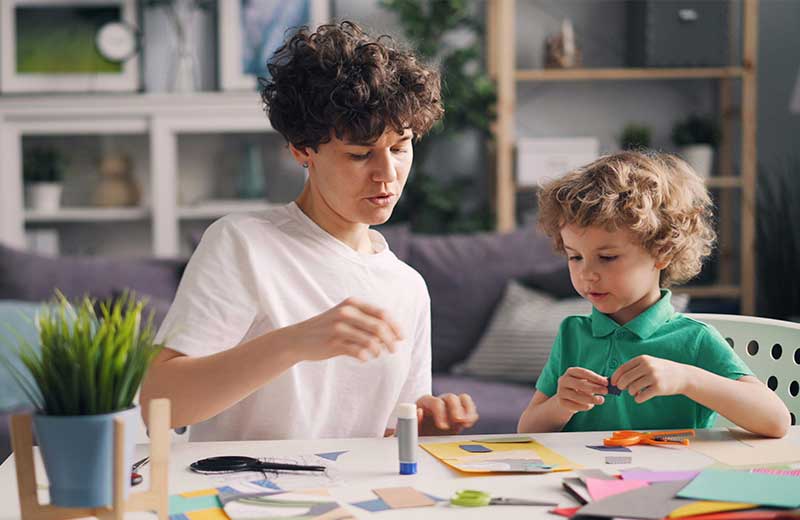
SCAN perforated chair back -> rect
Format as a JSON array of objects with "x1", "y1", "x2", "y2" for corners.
[{"x1": 686, "y1": 313, "x2": 800, "y2": 427}]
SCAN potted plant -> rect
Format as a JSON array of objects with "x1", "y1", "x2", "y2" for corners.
[
  {"x1": 619, "y1": 124, "x2": 652, "y2": 151},
  {"x1": 671, "y1": 115, "x2": 720, "y2": 178},
  {"x1": 0, "y1": 292, "x2": 162, "y2": 508},
  {"x1": 23, "y1": 146, "x2": 66, "y2": 212}
]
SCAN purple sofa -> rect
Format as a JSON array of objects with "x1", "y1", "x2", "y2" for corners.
[{"x1": 0, "y1": 223, "x2": 572, "y2": 460}]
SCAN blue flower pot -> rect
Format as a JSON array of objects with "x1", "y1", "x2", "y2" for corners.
[{"x1": 33, "y1": 406, "x2": 139, "y2": 508}]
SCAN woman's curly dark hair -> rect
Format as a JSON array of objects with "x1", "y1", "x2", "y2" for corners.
[{"x1": 260, "y1": 21, "x2": 444, "y2": 151}]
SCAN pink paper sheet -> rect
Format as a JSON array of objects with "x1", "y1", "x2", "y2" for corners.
[{"x1": 585, "y1": 477, "x2": 649, "y2": 501}]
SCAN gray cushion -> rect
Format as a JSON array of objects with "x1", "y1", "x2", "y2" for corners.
[
  {"x1": 0, "y1": 244, "x2": 185, "y2": 302},
  {"x1": 453, "y1": 281, "x2": 690, "y2": 384},
  {"x1": 407, "y1": 226, "x2": 568, "y2": 372},
  {"x1": 432, "y1": 374, "x2": 533, "y2": 434},
  {"x1": 0, "y1": 300, "x2": 43, "y2": 412}
]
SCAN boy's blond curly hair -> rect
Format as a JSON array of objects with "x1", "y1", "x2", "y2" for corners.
[{"x1": 537, "y1": 151, "x2": 716, "y2": 287}]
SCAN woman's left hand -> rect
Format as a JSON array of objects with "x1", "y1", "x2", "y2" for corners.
[
  {"x1": 610, "y1": 355, "x2": 690, "y2": 403},
  {"x1": 416, "y1": 393, "x2": 479, "y2": 435}
]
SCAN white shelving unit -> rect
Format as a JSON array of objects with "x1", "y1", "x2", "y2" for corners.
[{"x1": 0, "y1": 92, "x2": 293, "y2": 258}]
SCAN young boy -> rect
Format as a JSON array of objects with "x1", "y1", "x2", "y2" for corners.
[{"x1": 518, "y1": 151, "x2": 789, "y2": 437}]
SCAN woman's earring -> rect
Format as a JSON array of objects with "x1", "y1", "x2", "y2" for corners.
[{"x1": 302, "y1": 162, "x2": 309, "y2": 168}]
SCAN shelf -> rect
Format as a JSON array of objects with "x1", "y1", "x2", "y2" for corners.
[
  {"x1": 674, "y1": 285, "x2": 742, "y2": 299},
  {"x1": 25, "y1": 207, "x2": 150, "y2": 223},
  {"x1": 515, "y1": 67, "x2": 746, "y2": 82},
  {"x1": 178, "y1": 200, "x2": 279, "y2": 219}
]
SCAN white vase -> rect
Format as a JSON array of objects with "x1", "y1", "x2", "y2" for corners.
[
  {"x1": 27, "y1": 182, "x2": 63, "y2": 212},
  {"x1": 680, "y1": 144, "x2": 714, "y2": 179}
]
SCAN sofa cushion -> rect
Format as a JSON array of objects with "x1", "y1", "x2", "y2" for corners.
[
  {"x1": 408, "y1": 226, "x2": 568, "y2": 372},
  {"x1": 453, "y1": 281, "x2": 690, "y2": 384},
  {"x1": 0, "y1": 244, "x2": 185, "y2": 303},
  {"x1": 432, "y1": 374, "x2": 533, "y2": 435}
]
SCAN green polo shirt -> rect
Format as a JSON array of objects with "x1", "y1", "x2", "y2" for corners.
[{"x1": 535, "y1": 290, "x2": 753, "y2": 432}]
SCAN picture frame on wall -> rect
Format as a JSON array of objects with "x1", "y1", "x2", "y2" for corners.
[
  {"x1": 219, "y1": 0, "x2": 330, "y2": 91},
  {"x1": 0, "y1": 0, "x2": 139, "y2": 94}
]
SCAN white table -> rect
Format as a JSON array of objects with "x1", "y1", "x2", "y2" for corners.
[{"x1": 1, "y1": 427, "x2": 799, "y2": 519}]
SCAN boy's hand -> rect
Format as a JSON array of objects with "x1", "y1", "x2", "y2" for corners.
[
  {"x1": 611, "y1": 355, "x2": 689, "y2": 403},
  {"x1": 416, "y1": 394, "x2": 479, "y2": 435},
  {"x1": 555, "y1": 367, "x2": 608, "y2": 413}
]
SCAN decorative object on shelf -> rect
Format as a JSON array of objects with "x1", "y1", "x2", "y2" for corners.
[
  {"x1": 93, "y1": 152, "x2": 140, "y2": 207},
  {"x1": 0, "y1": 292, "x2": 163, "y2": 509},
  {"x1": 145, "y1": 0, "x2": 213, "y2": 93},
  {"x1": 671, "y1": 115, "x2": 720, "y2": 179},
  {"x1": 219, "y1": 0, "x2": 329, "y2": 91},
  {"x1": 544, "y1": 19, "x2": 581, "y2": 69},
  {"x1": 627, "y1": 1, "x2": 728, "y2": 67},
  {"x1": 237, "y1": 141, "x2": 266, "y2": 199},
  {"x1": 23, "y1": 146, "x2": 65, "y2": 212},
  {"x1": 516, "y1": 137, "x2": 599, "y2": 187},
  {"x1": 756, "y1": 157, "x2": 800, "y2": 320},
  {"x1": 619, "y1": 123, "x2": 652, "y2": 151},
  {"x1": 0, "y1": 0, "x2": 139, "y2": 93}
]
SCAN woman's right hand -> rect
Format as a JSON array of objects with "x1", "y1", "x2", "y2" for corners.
[
  {"x1": 555, "y1": 367, "x2": 608, "y2": 413},
  {"x1": 275, "y1": 298, "x2": 404, "y2": 363}
]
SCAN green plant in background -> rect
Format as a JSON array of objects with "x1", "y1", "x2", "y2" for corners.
[
  {"x1": 0, "y1": 292, "x2": 163, "y2": 415},
  {"x1": 382, "y1": 0, "x2": 496, "y2": 234},
  {"x1": 671, "y1": 115, "x2": 720, "y2": 147},
  {"x1": 756, "y1": 157, "x2": 800, "y2": 320},
  {"x1": 619, "y1": 123, "x2": 652, "y2": 150},
  {"x1": 23, "y1": 147, "x2": 65, "y2": 184}
]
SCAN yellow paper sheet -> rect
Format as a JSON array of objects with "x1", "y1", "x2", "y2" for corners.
[
  {"x1": 186, "y1": 509, "x2": 230, "y2": 520},
  {"x1": 668, "y1": 501, "x2": 757, "y2": 518},
  {"x1": 182, "y1": 488, "x2": 219, "y2": 498},
  {"x1": 420, "y1": 439, "x2": 575, "y2": 473}
]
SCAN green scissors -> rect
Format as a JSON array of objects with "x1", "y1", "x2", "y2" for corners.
[{"x1": 450, "y1": 489, "x2": 559, "y2": 507}]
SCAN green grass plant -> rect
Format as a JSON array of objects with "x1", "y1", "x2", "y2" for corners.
[{"x1": 0, "y1": 292, "x2": 162, "y2": 416}]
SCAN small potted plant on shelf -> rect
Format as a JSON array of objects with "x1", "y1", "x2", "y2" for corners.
[
  {"x1": 0, "y1": 292, "x2": 162, "y2": 508},
  {"x1": 23, "y1": 146, "x2": 66, "y2": 212},
  {"x1": 671, "y1": 115, "x2": 720, "y2": 178},
  {"x1": 619, "y1": 124, "x2": 652, "y2": 151}
]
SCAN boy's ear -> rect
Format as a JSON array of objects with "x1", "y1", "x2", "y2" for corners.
[{"x1": 288, "y1": 143, "x2": 311, "y2": 167}]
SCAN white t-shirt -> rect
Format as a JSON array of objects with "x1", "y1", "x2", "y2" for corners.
[{"x1": 155, "y1": 202, "x2": 432, "y2": 441}]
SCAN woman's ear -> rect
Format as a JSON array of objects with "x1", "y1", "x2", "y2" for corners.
[
  {"x1": 288, "y1": 144, "x2": 311, "y2": 168},
  {"x1": 655, "y1": 257, "x2": 671, "y2": 270}
]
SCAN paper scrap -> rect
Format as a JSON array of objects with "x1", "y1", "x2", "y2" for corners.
[
  {"x1": 677, "y1": 469, "x2": 800, "y2": 508},
  {"x1": 751, "y1": 468, "x2": 800, "y2": 477},
  {"x1": 621, "y1": 470, "x2": 700, "y2": 482},
  {"x1": 578, "y1": 469, "x2": 618, "y2": 481},
  {"x1": 690, "y1": 429, "x2": 800, "y2": 467},
  {"x1": 459, "y1": 444, "x2": 492, "y2": 453},
  {"x1": 607, "y1": 383, "x2": 622, "y2": 396},
  {"x1": 668, "y1": 500, "x2": 757, "y2": 518},
  {"x1": 587, "y1": 444, "x2": 632, "y2": 452},
  {"x1": 585, "y1": 477, "x2": 648, "y2": 501},
  {"x1": 605, "y1": 456, "x2": 632, "y2": 464},
  {"x1": 578, "y1": 480, "x2": 692, "y2": 520},
  {"x1": 420, "y1": 439, "x2": 575, "y2": 473},
  {"x1": 562, "y1": 477, "x2": 591, "y2": 504},
  {"x1": 373, "y1": 487, "x2": 436, "y2": 509},
  {"x1": 315, "y1": 450, "x2": 348, "y2": 461},
  {"x1": 551, "y1": 506, "x2": 581, "y2": 517},
  {"x1": 169, "y1": 495, "x2": 221, "y2": 516}
]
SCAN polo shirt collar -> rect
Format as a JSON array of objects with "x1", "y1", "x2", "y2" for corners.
[{"x1": 591, "y1": 289, "x2": 676, "y2": 339}]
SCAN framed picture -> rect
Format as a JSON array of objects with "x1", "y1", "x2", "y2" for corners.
[
  {"x1": 219, "y1": 0, "x2": 330, "y2": 91},
  {"x1": 0, "y1": 0, "x2": 138, "y2": 93}
]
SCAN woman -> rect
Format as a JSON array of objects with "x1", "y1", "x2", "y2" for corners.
[{"x1": 140, "y1": 21, "x2": 479, "y2": 440}]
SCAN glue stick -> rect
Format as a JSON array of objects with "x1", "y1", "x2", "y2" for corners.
[{"x1": 396, "y1": 403, "x2": 418, "y2": 475}]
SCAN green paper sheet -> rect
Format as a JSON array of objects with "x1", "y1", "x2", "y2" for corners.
[
  {"x1": 168, "y1": 494, "x2": 222, "y2": 515},
  {"x1": 677, "y1": 469, "x2": 800, "y2": 509}
]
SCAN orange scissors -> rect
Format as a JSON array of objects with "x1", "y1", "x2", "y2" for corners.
[{"x1": 603, "y1": 429, "x2": 695, "y2": 447}]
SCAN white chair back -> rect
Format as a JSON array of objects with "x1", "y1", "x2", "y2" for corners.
[{"x1": 686, "y1": 313, "x2": 800, "y2": 427}]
